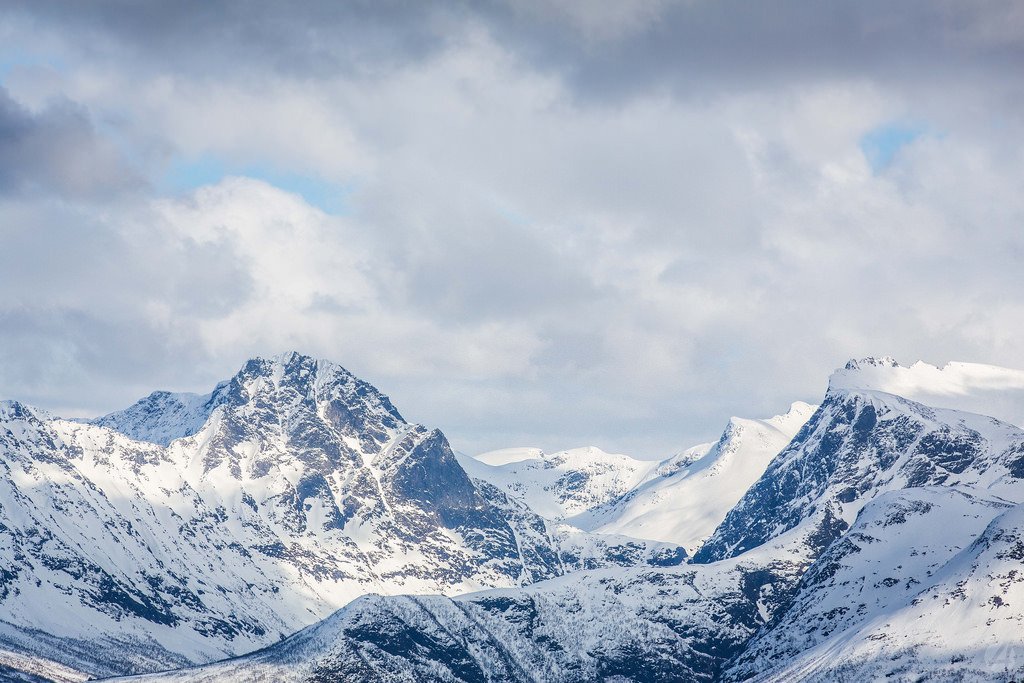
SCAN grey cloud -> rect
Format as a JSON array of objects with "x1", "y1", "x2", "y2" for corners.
[
  {"x1": 388, "y1": 216, "x2": 602, "y2": 323},
  {"x1": 165, "y1": 236, "x2": 256, "y2": 318},
  {"x1": 8, "y1": 1, "x2": 1023, "y2": 99},
  {"x1": 489, "y1": 1, "x2": 1024, "y2": 96},
  {"x1": 0, "y1": 86, "x2": 141, "y2": 198},
  {"x1": 0, "y1": 199, "x2": 253, "y2": 318},
  {"x1": 0, "y1": 196, "x2": 257, "y2": 413},
  {"x1": 6, "y1": 1, "x2": 459, "y2": 80}
]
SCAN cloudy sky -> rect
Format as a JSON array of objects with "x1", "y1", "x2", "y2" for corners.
[{"x1": 1, "y1": 1, "x2": 1022, "y2": 457}]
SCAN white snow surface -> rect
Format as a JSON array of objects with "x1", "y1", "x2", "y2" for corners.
[
  {"x1": 472, "y1": 447, "x2": 545, "y2": 466},
  {"x1": 741, "y1": 491, "x2": 1024, "y2": 682}
]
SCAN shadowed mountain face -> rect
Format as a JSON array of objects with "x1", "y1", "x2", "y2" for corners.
[
  {"x1": 0, "y1": 353, "x2": 683, "y2": 679},
  {"x1": 112, "y1": 549, "x2": 812, "y2": 683}
]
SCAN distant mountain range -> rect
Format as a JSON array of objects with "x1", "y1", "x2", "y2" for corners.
[{"x1": 2, "y1": 354, "x2": 1024, "y2": 682}]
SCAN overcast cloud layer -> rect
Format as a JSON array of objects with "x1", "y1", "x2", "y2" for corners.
[{"x1": 1, "y1": 1, "x2": 1022, "y2": 457}]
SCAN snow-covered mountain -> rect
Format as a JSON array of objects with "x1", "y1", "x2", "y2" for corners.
[
  {"x1": 88, "y1": 384, "x2": 230, "y2": 446},
  {"x1": 574, "y1": 402, "x2": 816, "y2": 553},
  {"x1": 121, "y1": 357, "x2": 1024, "y2": 683},
  {"x1": 458, "y1": 446, "x2": 661, "y2": 521},
  {"x1": 0, "y1": 353, "x2": 684, "y2": 680},
  {"x1": 461, "y1": 402, "x2": 816, "y2": 555},
  {"x1": 699, "y1": 357, "x2": 1024, "y2": 679},
  {"x1": 694, "y1": 360, "x2": 1024, "y2": 564},
  {"x1": 717, "y1": 486, "x2": 1024, "y2": 681},
  {"x1": 6, "y1": 354, "x2": 1024, "y2": 682}
]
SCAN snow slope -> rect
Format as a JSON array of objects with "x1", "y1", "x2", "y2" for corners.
[
  {"x1": 726, "y1": 485, "x2": 1016, "y2": 680},
  {"x1": 472, "y1": 447, "x2": 545, "y2": 466},
  {"x1": 574, "y1": 402, "x2": 816, "y2": 553},
  {"x1": 740, "y1": 494, "x2": 1024, "y2": 682}
]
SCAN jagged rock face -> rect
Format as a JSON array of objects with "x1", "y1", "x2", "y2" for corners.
[
  {"x1": 693, "y1": 389, "x2": 1024, "y2": 564},
  {"x1": 185, "y1": 354, "x2": 402, "y2": 478},
  {"x1": 120, "y1": 551, "x2": 808, "y2": 683},
  {"x1": 0, "y1": 354, "x2": 685, "y2": 679}
]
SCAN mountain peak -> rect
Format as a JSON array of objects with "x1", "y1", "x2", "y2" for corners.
[
  {"x1": 0, "y1": 399, "x2": 50, "y2": 422},
  {"x1": 230, "y1": 353, "x2": 405, "y2": 426},
  {"x1": 231, "y1": 353, "x2": 384, "y2": 406},
  {"x1": 234, "y1": 351, "x2": 342, "y2": 385},
  {"x1": 91, "y1": 353, "x2": 405, "y2": 446},
  {"x1": 842, "y1": 355, "x2": 900, "y2": 370}
]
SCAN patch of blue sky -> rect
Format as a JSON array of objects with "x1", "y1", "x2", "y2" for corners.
[
  {"x1": 0, "y1": 48, "x2": 67, "y2": 79},
  {"x1": 859, "y1": 121, "x2": 929, "y2": 173},
  {"x1": 485, "y1": 193, "x2": 532, "y2": 227},
  {"x1": 161, "y1": 154, "x2": 352, "y2": 214}
]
